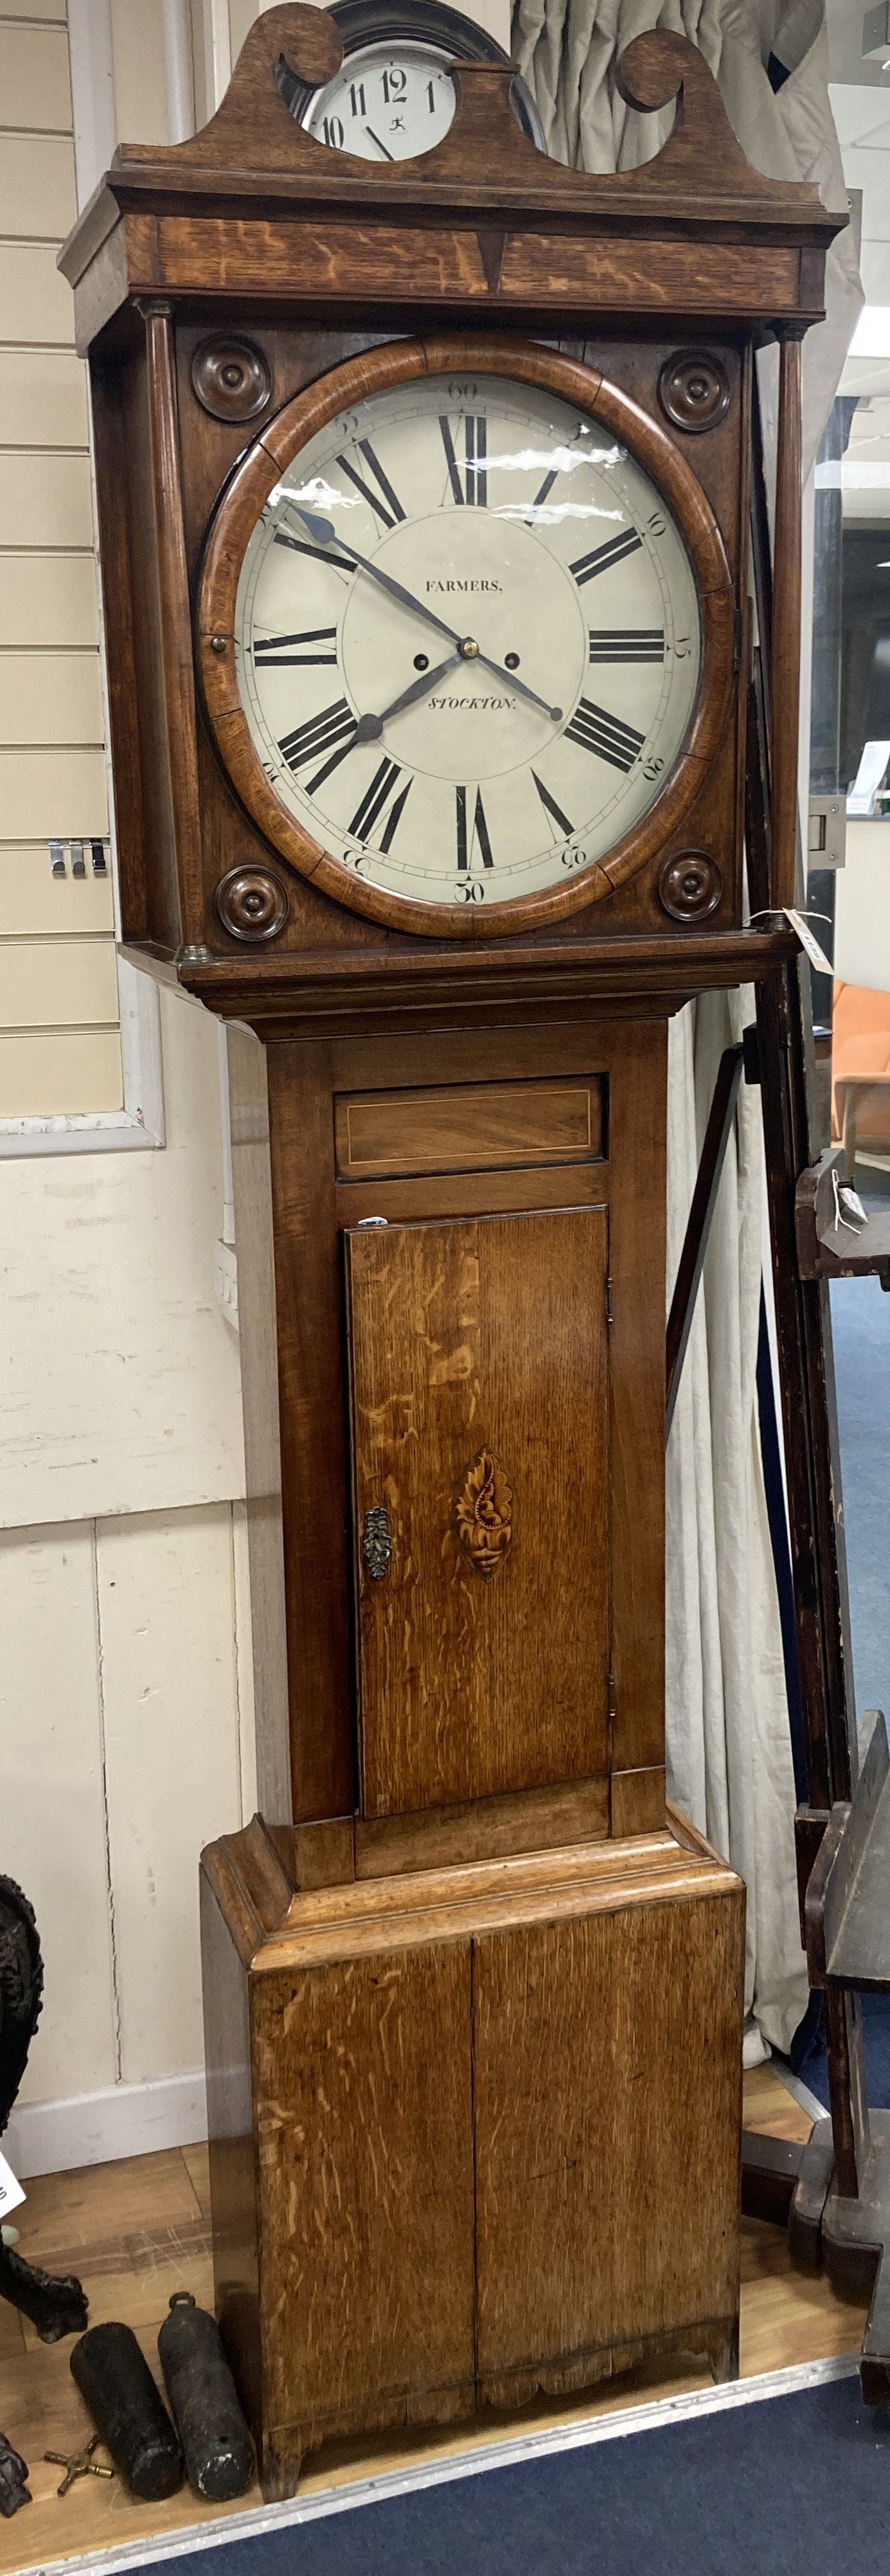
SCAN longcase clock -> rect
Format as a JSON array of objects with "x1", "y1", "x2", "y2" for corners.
[{"x1": 60, "y1": 3, "x2": 841, "y2": 2497}]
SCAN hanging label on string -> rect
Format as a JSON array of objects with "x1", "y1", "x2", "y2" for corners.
[{"x1": 784, "y1": 907, "x2": 834, "y2": 978}]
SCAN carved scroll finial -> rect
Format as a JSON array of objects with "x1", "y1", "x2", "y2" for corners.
[
  {"x1": 614, "y1": 30, "x2": 803, "y2": 207},
  {"x1": 456, "y1": 1450, "x2": 513, "y2": 1581}
]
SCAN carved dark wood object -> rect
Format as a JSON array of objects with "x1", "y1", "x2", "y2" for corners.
[{"x1": 0, "y1": 1877, "x2": 88, "y2": 2345}]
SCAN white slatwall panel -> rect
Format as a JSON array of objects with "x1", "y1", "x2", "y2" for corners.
[{"x1": 0, "y1": 4, "x2": 120, "y2": 1119}]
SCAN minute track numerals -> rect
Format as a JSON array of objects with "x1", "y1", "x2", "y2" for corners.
[{"x1": 233, "y1": 370, "x2": 703, "y2": 910}]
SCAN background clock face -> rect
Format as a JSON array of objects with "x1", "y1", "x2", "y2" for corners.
[
  {"x1": 301, "y1": 38, "x2": 459, "y2": 159},
  {"x1": 233, "y1": 374, "x2": 702, "y2": 914}
]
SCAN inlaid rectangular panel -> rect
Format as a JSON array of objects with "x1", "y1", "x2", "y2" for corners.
[
  {"x1": 334, "y1": 1076, "x2": 605, "y2": 1182},
  {"x1": 344, "y1": 1206, "x2": 610, "y2": 1817}
]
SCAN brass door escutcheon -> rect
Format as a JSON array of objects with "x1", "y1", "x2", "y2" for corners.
[{"x1": 362, "y1": 1505, "x2": 392, "y2": 1580}]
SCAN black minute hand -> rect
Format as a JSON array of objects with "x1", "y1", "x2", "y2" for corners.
[{"x1": 290, "y1": 505, "x2": 562, "y2": 723}]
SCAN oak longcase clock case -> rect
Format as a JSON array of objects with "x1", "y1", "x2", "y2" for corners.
[{"x1": 60, "y1": 1, "x2": 840, "y2": 2496}]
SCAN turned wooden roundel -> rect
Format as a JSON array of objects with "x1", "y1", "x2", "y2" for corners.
[{"x1": 197, "y1": 338, "x2": 734, "y2": 939}]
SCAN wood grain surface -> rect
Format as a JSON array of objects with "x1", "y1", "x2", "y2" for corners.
[
  {"x1": 334, "y1": 1077, "x2": 605, "y2": 1183},
  {"x1": 344, "y1": 1207, "x2": 610, "y2": 1816},
  {"x1": 474, "y1": 1887, "x2": 743, "y2": 2405},
  {"x1": 253, "y1": 1943, "x2": 476, "y2": 2490},
  {"x1": 0, "y1": 2062, "x2": 866, "y2": 2576},
  {"x1": 197, "y1": 1814, "x2": 745, "y2": 2493}
]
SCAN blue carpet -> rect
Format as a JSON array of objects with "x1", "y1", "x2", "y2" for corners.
[
  {"x1": 790, "y1": 1189, "x2": 890, "y2": 2108},
  {"x1": 151, "y1": 2379, "x2": 887, "y2": 2576}
]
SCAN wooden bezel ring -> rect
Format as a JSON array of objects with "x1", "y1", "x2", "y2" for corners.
[
  {"x1": 197, "y1": 336, "x2": 735, "y2": 942},
  {"x1": 657, "y1": 849, "x2": 722, "y2": 923}
]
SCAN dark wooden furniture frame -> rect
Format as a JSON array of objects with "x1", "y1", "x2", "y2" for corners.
[{"x1": 58, "y1": 0, "x2": 858, "y2": 2486}]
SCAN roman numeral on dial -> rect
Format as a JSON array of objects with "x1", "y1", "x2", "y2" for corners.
[
  {"x1": 278, "y1": 697, "x2": 357, "y2": 792},
  {"x1": 588, "y1": 629, "x2": 664, "y2": 663},
  {"x1": 526, "y1": 467, "x2": 558, "y2": 525},
  {"x1": 254, "y1": 627, "x2": 339, "y2": 667},
  {"x1": 532, "y1": 771, "x2": 574, "y2": 840},
  {"x1": 456, "y1": 784, "x2": 494, "y2": 868},
  {"x1": 440, "y1": 415, "x2": 487, "y2": 507},
  {"x1": 564, "y1": 698, "x2": 645, "y2": 772},
  {"x1": 335, "y1": 439, "x2": 405, "y2": 528},
  {"x1": 274, "y1": 528, "x2": 357, "y2": 577},
  {"x1": 570, "y1": 528, "x2": 642, "y2": 587},
  {"x1": 348, "y1": 758, "x2": 412, "y2": 852}
]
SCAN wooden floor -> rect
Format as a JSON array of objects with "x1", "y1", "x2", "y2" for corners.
[{"x1": 0, "y1": 2067, "x2": 866, "y2": 2573}]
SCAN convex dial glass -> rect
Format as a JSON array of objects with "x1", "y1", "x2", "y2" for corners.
[{"x1": 233, "y1": 374, "x2": 703, "y2": 912}]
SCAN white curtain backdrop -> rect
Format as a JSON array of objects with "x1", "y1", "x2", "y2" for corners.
[{"x1": 511, "y1": 0, "x2": 861, "y2": 2055}]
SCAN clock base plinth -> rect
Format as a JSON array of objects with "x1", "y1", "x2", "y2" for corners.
[{"x1": 200, "y1": 1811, "x2": 743, "y2": 2500}]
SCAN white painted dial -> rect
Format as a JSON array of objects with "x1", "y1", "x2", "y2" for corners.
[
  {"x1": 233, "y1": 374, "x2": 702, "y2": 914},
  {"x1": 301, "y1": 39, "x2": 458, "y2": 160}
]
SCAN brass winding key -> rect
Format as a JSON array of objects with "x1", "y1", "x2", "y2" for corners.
[{"x1": 44, "y1": 2435, "x2": 114, "y2": 2497}]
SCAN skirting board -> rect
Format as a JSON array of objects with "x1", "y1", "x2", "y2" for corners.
[{"x1": 4, "y1": 2067, "x2": 208, "y2": 2179}]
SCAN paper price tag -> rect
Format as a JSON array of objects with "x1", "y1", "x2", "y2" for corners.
[
  {"x1": 785, "y1": 907, "x2": 834, "y2": 978},
  {"x1": 0, "y1": 2150, "x2": 26, "y2": 2219}
]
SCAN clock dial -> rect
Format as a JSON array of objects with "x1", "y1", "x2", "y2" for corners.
[
  {"x1": 300, "y1": 39, "x2": 459, "y2": 161},
  {"x1": 232, "y1": 374, "x2": 702, "y2": 915}
]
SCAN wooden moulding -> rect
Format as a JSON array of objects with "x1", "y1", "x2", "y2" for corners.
[
  {"x1": 770, "y1": 335, "x2": 803, "y2": 916},
  {"x1": 142, "y1": 305, "x2": 206, "y2": 945},
  {"x1": 196, "y1": 333, "x2": 735, "y2": 944},
  {"x1": 175, "y1": 926, "x2": 801, "y2": 1032},
  {"x1": 79, "y1": 215, "x2": 815, "y2": 346}
]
